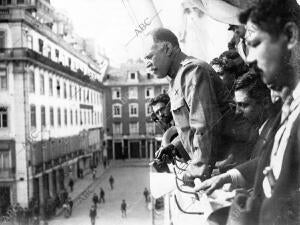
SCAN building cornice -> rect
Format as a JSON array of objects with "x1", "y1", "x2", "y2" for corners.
[{"x1": 0, "y1": 9, "x2": 103, "y2": 74}]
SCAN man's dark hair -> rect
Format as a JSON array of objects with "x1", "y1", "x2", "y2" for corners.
[
  {"x1": 239, "y1": 0, "x2": 300, "y2": 37},
  {"x1": 235, "y1": 70, "x2": 270, "y2": 104},
  {"x1": 151, "y1": 28, "x2": 180, "y2": 48},
  {"x1": 149, "y1": 93, "x2": 170, "y2": 107}
]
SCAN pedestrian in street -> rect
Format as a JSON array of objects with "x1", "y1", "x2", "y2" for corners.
[
  {"x1": 99, "y1": 188, "x2": 105, "y2": 203},
  {"x1": 68, "y1": 197, "x2": 73, "y2": 216},
  {"x1": 109, "y1": 175, "x2": 114, "y2": 190},
  {"x1": 89, "y1": 205, "x2": 97, "y2": 225},
  {"x1": 121, "y1": 200, "x2": 127, "y2": 218},
  {"x1": 143, "y1": 188, "x2": 150, "y2": 203},
  {"x1": 68, "y1": 178, "x2": 74, "y2": 192},
  {"x1": 92, "y1": 193, "x2": 99, "y2": 207},
  {"x1": 62, "y1": 202, "x2": 70, "y2": 218}
]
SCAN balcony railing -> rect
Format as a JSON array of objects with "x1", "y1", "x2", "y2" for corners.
[
  {"x1": 0, "y1": 168, "x2": 15, "y2": 179},
  {"x1": 0, "y1": 48, "x2": 104, "y2": 88}
]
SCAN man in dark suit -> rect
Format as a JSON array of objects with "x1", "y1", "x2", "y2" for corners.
[{"x1": 196, "y1": 0, "x2": 300, "y2": 224}]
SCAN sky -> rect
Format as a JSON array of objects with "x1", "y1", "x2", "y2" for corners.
[{"x1": 51, "y1": 0, "x2": 150, "y2": 66}]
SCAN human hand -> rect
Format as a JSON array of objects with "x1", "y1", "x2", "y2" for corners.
[
  {"x1": 193, "y1": 173, "x2": 232, "y2": 195},
  {"x1": 155, "y1": 144, "x2": 176, "y2": 163},
  {"x1": 181, "y1": 163, "x2": 210, "y2": 187}
]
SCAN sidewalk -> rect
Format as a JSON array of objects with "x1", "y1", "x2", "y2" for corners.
[{"x1": 56, "y1": 163, "x2": 110, "y2": 216}]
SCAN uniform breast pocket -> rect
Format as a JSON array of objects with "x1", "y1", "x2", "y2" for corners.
[{"x1": 171, "y1": 97, "x2": 190, "y2": 130}]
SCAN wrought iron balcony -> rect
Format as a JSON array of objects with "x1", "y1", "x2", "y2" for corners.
[{"x1": 0, "y1": 48, "x2": 104, "y2": 88}]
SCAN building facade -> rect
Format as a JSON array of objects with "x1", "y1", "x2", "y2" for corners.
[
  {"x1": 104, "y1": 61, "x2": 168, "y2": 160},
  {"x1": 0, "y1": 0, "x2": 108, "y2": 215}
]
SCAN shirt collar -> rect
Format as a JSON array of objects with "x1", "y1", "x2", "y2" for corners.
[{"x1": 168, "y1": 52, "x2": 188, "y2": 78}]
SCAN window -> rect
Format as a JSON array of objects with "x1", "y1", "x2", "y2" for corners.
[
  {"x1": 26, "y1": 35, "x2": 33, "y2": 49},
  {"x1": 57, "y1": 108, "x2": 61, "y2": 126},
  {"x1": 49, "y1": 78, "x2": 53, "y2": 96},
  {"x1": 145, "y1": 87, "x2": 154, "y2": 98},
  {"x1": 112, "y1": 88, "x2": 121, "y2": 100},
  {"x1": 64, "y1": 109, "x2": 67, "y2": 126},
  {"x1": 69, "y1": 84, "x2": 72, "y2": 99},
  {"x1": 129, "y1": 103, "x2": 138, "y2": 117},
  {"x1": 46, "y1": 46, "x2": 51, "y2": 59},
  {"x1": 0, "y1": 106, "x2": 8, "y2": 128},
  {"x1": 83, "y1": 90, "x2": 85, "y2": 103},
  {"x1": 50, "y1": 107, "x2": 54, "y2": 126},
  {"x1": 0, "y1": 68, "x2": 7, "y2": 90},
  {"x1": 68, "y1": 58, "x2": 71, "y2": 67},
  {"x1": 145, "y1": 102, "x2": 152, "y2": 116},
  {"x1": 161, "y1": 86, "x2": 169, "y2": 94},
  {"x1": 56, "y1": 80, "x2": 60, "y2": 97},
  {"x1": 40, "y1": 74, "x2": 44, "y2": 95},
  {"x1": 63, "y1": 82, "x2": 67, "y2": 99},
  {"x1": 0, "y1": 31, "x2": 6, "y2": 48},
  {"x1": 112, "y1": 104, "x2": 121, "y2": 117},
  {"x1": 86, "y1": 90, "x2": 89, "y2": 103},
  {"x1": 75, "y1": 110, "x2": 78, "y2": 125},
  {"x1": 146, "y1": 122, "x2": 155, "y2": 134},
  {"x1": 55, "y1": 49, "x2": 59, "y2": 62},
  {"x1": 112, "y1": 123, "x2": 122, "y2": 135},
  {"x1": 70, "y1": 110, "x2": 73, "y2": 125},
  {"x1": 38, "y1": 39, "x2": 44, "y2": 54},
  {"x1": 80, "y1": 111, "x2": 82, "y2": 125},
  {"x1": 128, "y1": 87, "x2": 138, "y2": 99},
  {"x1": 74, "y1": 86, "x2": 77, "y2": 100},
  {"x1": 88, "y1": 111, "x2": 90, "y2": 124},
  {"x1": 130, "y1": 73, "x2": 135, "y2": 79},
  {"x1": 17, "y1": 0, "x2": 25, "y2": 4},
  {"x1": 0, "y1": 151, "x2": 10, "y2": 169},
  {"x1": 41, "y1": 106, "x2": 46, "y2": 128},
  {"x1": 129, "y1": 122, "x2": 139, "y2": 134},
  {"x1": 30, "y1": 105, "x2": 36, "y2": 127},
  {"x1": 28, "y1": 71, "x2": 35, "y2": 93},
  {"x1": 79, "y1": 87, "x2": 81, "y2": 101},
  {"x1": 84, "y1": 111, "x2": 86, "y2": 124}
]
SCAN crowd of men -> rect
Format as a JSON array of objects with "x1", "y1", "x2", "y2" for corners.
[{"x1": 147, "y1": 0, "x2": 300, "y2": 224}]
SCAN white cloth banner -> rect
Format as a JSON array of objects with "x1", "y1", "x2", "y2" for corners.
[{"x1": 183, "y1": 0, "x2": 242, "y2": 25}]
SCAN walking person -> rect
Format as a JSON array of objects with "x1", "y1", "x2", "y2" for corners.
[
  {"x1": 68, "y1": 178, "x2": 74, "y2": 192},
  {"x1": 89, "y1": 205, "x2": 97, "y2": 225},
  {"x1": 109, "y1": 175, "x2": 114, "y2": 190},
  {"x1": 143, "y1": 188, "x2": 150, "y2": 203},
  {"x1": 121, "y1": 200, "x2": 127, "y2": 218},
  {"x1": 92, "y1": 193, "x2": 99, "y2": 207},
  {"x1": 67, "y1": 197, "x2": 73, "y2": 216},
  {"x1": 99, "y1": 188, "x2": 105, "y2": 203},
  {"x1": 62, "y1": 202, "x2": 70, "y2": 218},
  {"x1": 92, "y1": 169, "x2": 96, "y2": 180}
]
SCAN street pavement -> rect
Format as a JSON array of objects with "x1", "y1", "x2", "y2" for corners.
[{"x1": 49, "y1": 159, "x2": 152, "y2": 225}]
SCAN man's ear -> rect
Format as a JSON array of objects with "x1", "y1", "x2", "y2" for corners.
[
  {"x1": 164, "y1": 42, "x2": 173, "y2": 57},
  {"x1": 283, "y1": 22, "x2": 299, "y2": 50}
]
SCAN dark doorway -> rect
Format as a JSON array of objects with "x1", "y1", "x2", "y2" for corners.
[
  {"x1": 0, "y1": 186, "x2": 10, "y2": 216},
  {"x1": 114, "y1": 142, "x2": 123, "y2": 159},
  {"x1": 130, "y1": 142, "x2": 140, "y2": 158},
  {"x1": 141, "y1": 140, "x2": 146, "y2": 158}
]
